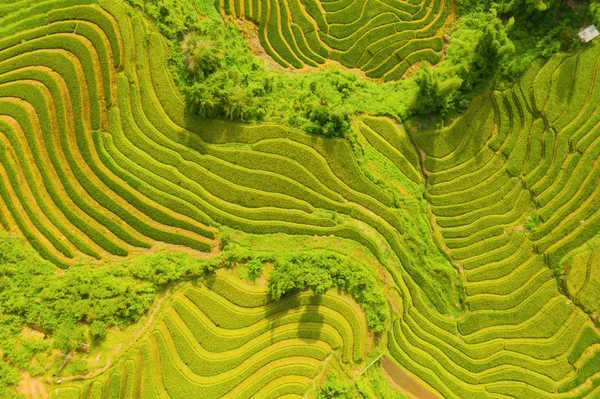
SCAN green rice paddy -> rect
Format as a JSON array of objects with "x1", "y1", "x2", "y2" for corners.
[{"x1": 0, "y1": 0, "x2": 599, "y2": 398}]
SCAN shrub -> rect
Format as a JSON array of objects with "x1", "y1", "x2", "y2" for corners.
[
  {"x1": 268, "y1": 250, "x2": 388, "y2": 333},
  {"x1": 319, "y1": 371, "x2": 360, "y2": 399}
]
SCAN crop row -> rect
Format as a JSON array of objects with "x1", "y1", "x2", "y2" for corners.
[
  {"x1": 55, "y1": 275, "x2": 369, "y2": 398},
  {"x1": 10, "y1": 2, "x2": 600, "y2": 398},
  {"x1": 0, "y1": 4, "x2": 218, "y2": 265},
  {"x1": 220, "y1": 0, "x2": 448, "y2": 79},
  {"x1": 386, "y1": 41, "x2": 600, "y2": 397}
]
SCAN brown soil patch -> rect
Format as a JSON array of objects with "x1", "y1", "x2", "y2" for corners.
[
  {"x1": 512, "y1": 224, "x2": 527, "y2": 233},
  {"x1": 381, "y1": 356, "x2": 441, "y2": 399},
  {"x1": 224, "y1": 16, "x2": 288, "y2": 72},
  {"x1": 18, "y1": 372, "x2": 48, "y2": 399},
  {"x1": 21, "y1": 327, "x2": 45, "y2": 340}
]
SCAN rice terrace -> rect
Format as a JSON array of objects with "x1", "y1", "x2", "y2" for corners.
[{"x1": 0, "y1": 0, "x2": 599, "y2": 397}]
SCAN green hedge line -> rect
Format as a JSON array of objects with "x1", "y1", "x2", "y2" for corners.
[
  {"x1": 359, "y1": 121, "x2": 422, "y2": 184},
  {"x1": 96, "y1": 130, "x2": 216, "y2": 237},
  {"x1": 467, "y1": 274, "x2": 554, "y2": 312},
  {"x1": 139, "y1": 342, "x2": 160, "y2": 399},
  {"x1": 431, "y1": 179, "x2": 520, "y2": 218},
  {"x1": 462, "y1": 298, "x2": 573, "y2": 345},
  {"x1": 47, "y1": 5, "x2": 121, "y2": 68},
  {"x1": 0, "y1": 143, "x2": 68, "y2": 267},
  {"x1": 0, "y1": 0, "x2": 94, "y2": 29},
  {"x1": 403, "y1": 313, "x2": 568, "y2": 388},
  {"x1": 109, "y1": 372, "x2": 121, "y2": 399},
  {"x1": 88, "y1": 381, "x2": 103, "y2": 399},
  {"x1": 466, "y1": 258, "x2": 547, "y2": 296},
  {"x1": 1, "y1": 39, "x2": 136, "y2": 243},
  {"x1": 428, "y1": 159, "x2": 506, "y2": 199},
  {"x1": 440, "y1": 193, "x2": 529, "y2": 238},
  {"x1": 444, "y1": 226, "x2": 506, "y2": 250}
]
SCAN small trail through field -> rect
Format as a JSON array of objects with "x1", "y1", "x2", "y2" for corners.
[{"x1": 18, "y1": 372, "x2": 48, "y2": 399}]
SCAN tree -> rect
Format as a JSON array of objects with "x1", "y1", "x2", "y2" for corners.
[
  {"x1": 89, "y1": 320, "x2": 108, "y2": 340},
  {"x1": 319, "y1": 372, "x2": 355, "y2": 399},
  {"x1": 53, "y1": 323, "x2": 85, "y2": 352},
  {"x1": 413, "y1": 64, "x2": 463, "y2": 115},
  {"x1": 182, "y1": 34, "x2": 223, "y2": 77}
]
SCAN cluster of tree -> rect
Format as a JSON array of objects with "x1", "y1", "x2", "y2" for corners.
[
  {"x1": 413, "y1": 0, "x2": 600, "y2": 116},
  {"x1": 125, "y1": 0, "x2": 207, "y2": 40},
  {"x1": 413, "y1": 11, "x2": 515, "y2": 115},
  {"x1": 126, "y1": 0, "x2": 413, "y2": 137},
  {"x1": 318, "y1": 371, "x2": 358, "y2": 399},
  {"x1": 219, "y1": 235, "x2": 389, "y2": 333},
  {"x1": 268, "y1": 250, "x2": 388, "y2": 333},
  {"x1": 0, "y1": 246, "x2": 216, "y2": 346},
  {"x1": 132, "y1": 0, "x2": 600, "y2": 132},
  {"x1": 177, "y1": 23, "x2": 407, "y2": 137},
  {"x1": 0, "y1": 236, "x2": 223, "y2": 391},
  {"x1": 317, "y1": 368, "x2": 408, "y2": 399}
]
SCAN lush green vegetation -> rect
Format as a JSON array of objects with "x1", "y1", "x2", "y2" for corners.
[
  {"x1": 0, "y1": 236, "x2": 223, "y2": 391},
  {"x1": 49, "y1": 272, "x2": 373, "y2": 398},
  {"x1": 129, "y1": 0, "x2": 600, "y2": 132},
  {"x1": 268, "y1": 250, "x2": 388, "y2": 332}
]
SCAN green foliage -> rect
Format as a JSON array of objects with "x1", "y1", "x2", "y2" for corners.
[
  {"x1": 413, "y1": 11, "x2": 515, "y2": 115},
  {"x1": 0, "y1": 240, "x2": 155, "y2": 336},
  {"x1": 127, "y1": 251, "x2": 217, "y2": 285},
  {"x1": 319, "y1": 371, "x2": 360, "y2": 399},
  {"x1": 126, "y1": 0, "x2": 207, "y2": 40},
  {"x1": 525, "y1": 212, "x2": 541, "y2": 231},
  {"x1": 66, "y1": 358, "x2": 89, "y2": 376},
  {"x1": 354, "y1": 364, "x2": 409, "y2": 399},
  {"x1": 53, "y1": 323, "x2": 85, "y2": 352},
  {"x1": 88, "y1": 320, "x2": 108, "y2": 340},
  {"x1": 413, "y1": 64, "x2": 464, "y2": 116},
  {"x1": 164, "y1": 17, "x2": 414, "y2": 136},
  {"x1": 150, "y1": 0, "x2": 592, "y2": 128},
  {"x1": 0, "y1": 358, "x2": 20, "y2": 399},
  {"x1": 0, "y1": 236, "x2": 226, "y2": 390},
  {"x1": 268, "y1": 250, "x2": 388, "y2": 333},
  {"x1": 246, "y1": 259, "x2": 264, "y2": 281}
]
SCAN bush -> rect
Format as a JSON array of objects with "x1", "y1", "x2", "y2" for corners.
[
  {"x1": 53, "y1": 323, "x2": 85, "y2": 352},
  {"x1": 127, "y1": 251, "x2": 216, "y2": 285},
  {"x1": 246, "y1": 259, "x2": 264, "y2": 281},
  {"x1": 268, "y1": 250, "x2": 388, "y2": 333},
  {"x1": 67, "y1": 358, "x2": 89, "y2": 376},
  {"x1": 319, "y1": 371, "x2": 359, "y2": 399},
  {"x1": 89, "y1": 320, "x2": 108, "y2": 340},
  {"x1": 413, "y1": 64, "x2": 463, "y2": 116}
]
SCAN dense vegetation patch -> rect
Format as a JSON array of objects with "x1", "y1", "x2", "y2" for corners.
[
  {"x1": 0, "y1": 236, "x2": 222, "y2": 387},
  {"x1": 130, "y1": 0, "x2": 600, "y2": 133},
  {"x1": 268, "y1": 251, "x2": 388, "y2": 332}
]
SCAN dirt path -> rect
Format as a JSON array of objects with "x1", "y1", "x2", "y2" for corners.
[
  {"x1": 18, "y1": 372, "x2": 48, "y2": 399},
  {"x1": 381, "y1": 356, "x2": 441, "y2": 399}
]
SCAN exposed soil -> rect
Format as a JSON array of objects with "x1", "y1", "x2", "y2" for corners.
[
  {"x1": 18, "y1": 372, "x2": 48, "y2": 399},
  {"x1": 224, "y1": 16, "x2": 289, "y2": 72},
  {"x1": 381, "y1": 356, "x2": 441, "y2": 399}
]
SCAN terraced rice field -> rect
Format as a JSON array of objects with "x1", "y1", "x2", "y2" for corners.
[
  {"x1": 52, "y1": 273, "x2": 369, "y2": 399},
  {"x1": 0, "y1": 1, "x2": 599, "y2": 398},
  {"x1": 220, "y1": 0, "x2": 449, "y2": 79}
]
